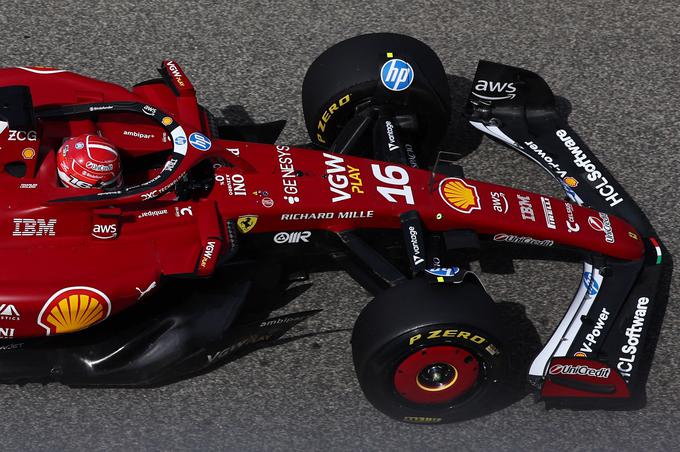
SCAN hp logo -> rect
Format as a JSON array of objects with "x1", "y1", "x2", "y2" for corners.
[
  {"x1": 380, "y1": 58, "x2": 414, "y2": 91},
  {"x1": 189, "y1": 132, "x2": 212, "y2": 151},
  {"x1": 582, "y1": 272, "x2": 600, "y2": 297}
]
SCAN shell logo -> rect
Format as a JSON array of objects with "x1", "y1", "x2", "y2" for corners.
[
  {"x1": 22, "y1": 148, "x2": 36, "y2": 160},
  {"x1": 438, "y1": 178, "x2": 481, "y2": 214},
  {"x1": 37, "y1": 287, "x2": 112, "y2": 335},
  {"x1": 563, "y1": 176, "x2": 579, "y2": 188}
]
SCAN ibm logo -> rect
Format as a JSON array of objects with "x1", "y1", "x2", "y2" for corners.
[{"x1": 12, "y1": 218, "x2": 56, "y2": 237}]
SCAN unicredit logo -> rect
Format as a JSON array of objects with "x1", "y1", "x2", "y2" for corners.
[
  {"x1": 588, "y1": 216, "x2": 604, "y2": 231},
  {"x1": 549, "y1": 364, "x2": 611, "y2": 379},
  {"x1": 85, "y1": 162, "x2": 113, "y2": 172}
]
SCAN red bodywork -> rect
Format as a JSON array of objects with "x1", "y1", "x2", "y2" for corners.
[{"x1": 0, "y1": 64, "x2": 644, "y2": 339}]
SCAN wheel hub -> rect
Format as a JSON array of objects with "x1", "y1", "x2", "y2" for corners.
[
  {"x1": 416, "y1": 362, "x2": 458, "y2": 391},
  {"x1": 394, "y1": 345, "x2": 480, "y2": 404}
]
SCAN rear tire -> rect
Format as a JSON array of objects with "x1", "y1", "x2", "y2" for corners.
[
  {"x1": 302, "y1": 33, "x2": 451, "y2": 162},
  {"x1": 351, "y1": 278, "x2": 512, "y2": 423}
]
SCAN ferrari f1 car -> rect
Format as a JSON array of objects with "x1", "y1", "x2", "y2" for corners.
[{"x1": 0, "y1": 33, "x2": 669, "y2": 423}]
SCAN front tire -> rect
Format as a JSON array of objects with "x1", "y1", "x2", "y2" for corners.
[
  {"x1": 351, "y1": 278, "x2": 511, "y2": 423},
  {"x1": 302, "y1": 33, "x2": 451, "y2": 162}
]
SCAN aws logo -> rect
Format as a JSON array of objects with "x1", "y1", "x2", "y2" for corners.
[
  {"x1": 92, "y1": 223, "x2": 118, "y2": 240},
  {"x1": 38, "y1": 287, "x2": 112, "y2": 335},
  {"x1": 472, "y1": 80, "x2": 517, "y2": 101}
]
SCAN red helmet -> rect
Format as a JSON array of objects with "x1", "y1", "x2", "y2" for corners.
[{"x1": 57, "y1": 134, "x2": 122, "y2": 189}]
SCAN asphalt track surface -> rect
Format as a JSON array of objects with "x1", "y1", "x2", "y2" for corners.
[{"x1": 0, "y1": 1, "x2": 679, "y2": 450}]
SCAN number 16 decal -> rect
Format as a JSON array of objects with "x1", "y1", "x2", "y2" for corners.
[{"x1": 371, "y1": 164, "x2": 414, "y2": 205}]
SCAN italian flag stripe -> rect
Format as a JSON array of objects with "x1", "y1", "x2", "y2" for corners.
[{"x1": 650, "y1": 237, "x2": 662, "y2": 265}]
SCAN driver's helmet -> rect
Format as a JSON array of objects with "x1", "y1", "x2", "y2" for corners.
[{"x1": 56, "y1": 134, "x2": 122, "y2": 189}]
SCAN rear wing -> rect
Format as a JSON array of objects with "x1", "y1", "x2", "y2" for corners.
[{"x1": 464, "y1": 61, "x2": 670, "y2": 409}]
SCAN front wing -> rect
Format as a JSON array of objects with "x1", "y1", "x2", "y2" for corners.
[{"x1": 465, "y1": 60, "x2": 670, "y2": 408}]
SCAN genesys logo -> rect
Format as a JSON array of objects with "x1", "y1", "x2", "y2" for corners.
[
  {"x1": 278, "y1": 146, "x2": 300, "y2": 205},
  {"x1": 549, "y1": 364, "x2": 611, "y2": 379},
  {"x1": 472, "y1": 80, "x2": 516, "y2": 101}
]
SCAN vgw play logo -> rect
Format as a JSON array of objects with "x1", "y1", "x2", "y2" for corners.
[{"x1": 380, "y1": 59, "x2": 414, "y2": 91}]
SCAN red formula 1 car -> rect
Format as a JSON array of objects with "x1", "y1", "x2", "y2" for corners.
[{"x1": 0, "y1": 33, "x2": 669, "y2": 423}]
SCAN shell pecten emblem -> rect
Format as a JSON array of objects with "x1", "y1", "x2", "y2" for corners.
[
  {"x1": 38, "y1": 287, "x2": 112, "y2": 335},
  {"x1": 439, "y1": 178, "x2": 481, "y2": 214}
]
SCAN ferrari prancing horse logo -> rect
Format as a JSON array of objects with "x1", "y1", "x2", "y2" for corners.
[{"x1": 237, "y1": 215, "x2": 258, "y2": 233}]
